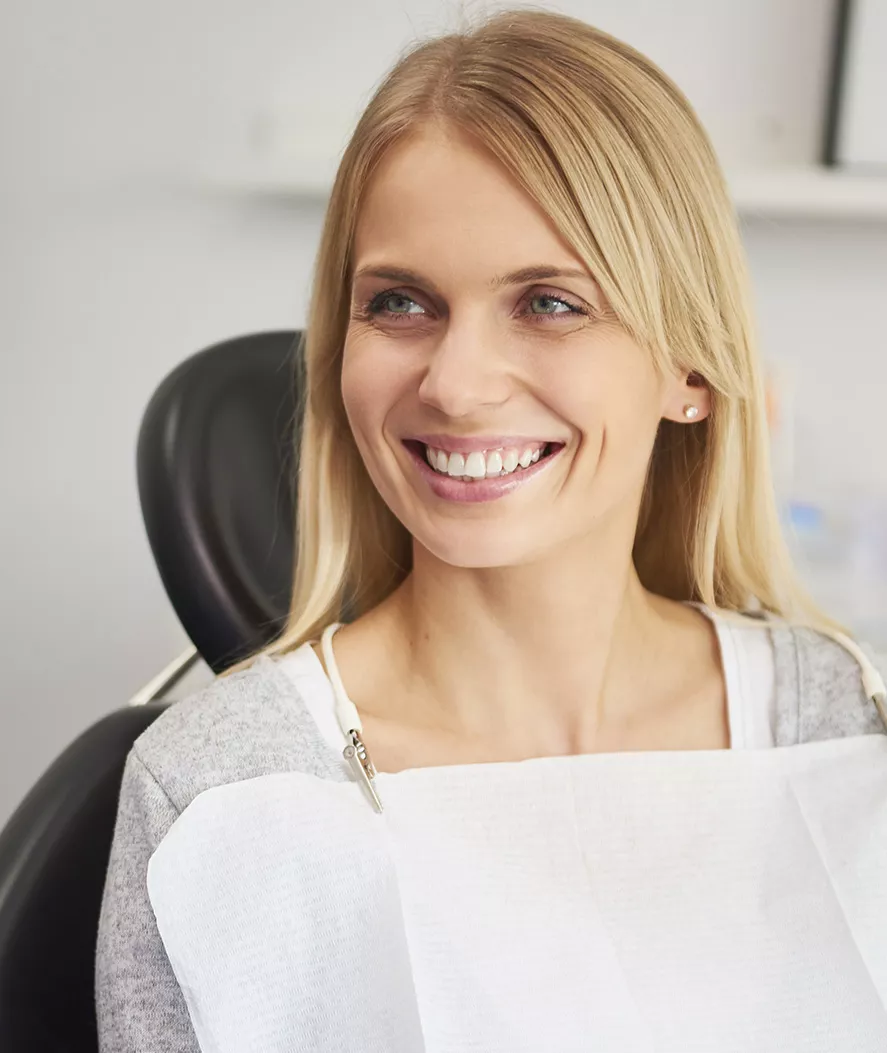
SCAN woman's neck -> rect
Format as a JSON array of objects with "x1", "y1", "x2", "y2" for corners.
[{"x1": 343, "y1": 543, "x2": 719, "y2": 758}]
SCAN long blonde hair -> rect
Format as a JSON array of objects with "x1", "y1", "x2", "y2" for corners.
[{"x1": 224, "y1": 5, "x2": 838, "y2": 675}]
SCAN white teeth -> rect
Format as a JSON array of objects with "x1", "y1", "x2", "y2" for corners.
[
  {"x1": 446, "y1": 452, "x2": 466, "y2": 478},
  {"x1": 423, "y1": 443, "x2": 551, "y2": 480},
  {"x1": 485, "y1": 450, "x2": 503, "y2": 477},
  {"x1": 464, "y1": 451, "x2": 487, "y2": 478}
]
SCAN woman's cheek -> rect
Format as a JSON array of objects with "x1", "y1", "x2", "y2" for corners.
[
  {"x1": 342, "y1": 342, "x2": 385, "y2": 428},
  {"x1": 341, "y1": 342, "x2": 410, "y2": 470}
]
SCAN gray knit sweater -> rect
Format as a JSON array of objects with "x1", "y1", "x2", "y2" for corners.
[{"x1": 94, "y1": 623, "x2": 887, "y2": 1052}]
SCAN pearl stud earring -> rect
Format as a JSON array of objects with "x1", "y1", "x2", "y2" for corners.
[{"x1": 683, "y1": 404, "x2": 699, "y2": 420}]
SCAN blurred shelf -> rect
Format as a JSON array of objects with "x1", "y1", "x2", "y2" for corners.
[
  {"x1": 199, "y1": 155, "x2": 336, "y2": 200},
  {"x1": 729, "y1": 167, "x2": 887, "y2": 219},
  {"x1": 200, "y1": 159, "x2": 887, "y2": 219}
]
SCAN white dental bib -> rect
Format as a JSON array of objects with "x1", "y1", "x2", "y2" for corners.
[{"x1": 146, "y1": 624, "x2": 887, "y2": 1053}]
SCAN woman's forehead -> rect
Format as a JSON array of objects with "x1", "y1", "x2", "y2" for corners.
[{"x1": 353, "y1": 170, "x2": 591, "y2": 289}]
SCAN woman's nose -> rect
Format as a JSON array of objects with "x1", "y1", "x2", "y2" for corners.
[{"x1": 416, "y1": 324, "x2": 513, "y2": 418}]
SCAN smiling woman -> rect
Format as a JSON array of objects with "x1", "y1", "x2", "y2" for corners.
[
  {"x1": 338, "y1": 117, "x2": 710, "y2": 573},
  {"x1": 244, "y1": 12, "x2": 818, "y2": 635},
  {"x1": 96, "y1": 8, "x2": 887, "y2": 1053}
]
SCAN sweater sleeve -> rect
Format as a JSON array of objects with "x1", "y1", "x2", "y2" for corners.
[
  {"x1": 793, "y1": 627, "x2": 887, "y2": 743},
  {"x1": 95, "y1": 748, "x2": 201, "y2": 1053}
]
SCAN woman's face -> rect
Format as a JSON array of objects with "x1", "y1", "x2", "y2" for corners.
[{"x1": 342, "y1": 125, "x2": 704, "y2": 569}]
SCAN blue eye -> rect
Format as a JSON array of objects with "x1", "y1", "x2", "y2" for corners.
[
  {"x1": 364, "y1": 292, "x2": 426, "y2": 319},
  {"x1": 354, "y1": 289, "x2": 589, "y2": 325},
  {"x1": 525, "y1": 294, "x2": 585, "y2": 319}
]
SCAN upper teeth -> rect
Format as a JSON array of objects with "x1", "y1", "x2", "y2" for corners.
[{"x1": 425, "y1": 444, "x2": 547, "y2": 479}]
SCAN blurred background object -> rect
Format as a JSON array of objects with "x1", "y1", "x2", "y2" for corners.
[
  {"x1": 2, "y1": 0, "x2": 887, "y2": 827},
  {"x1": 824, "y1": 0, "x2": 887, "y2": 169}
]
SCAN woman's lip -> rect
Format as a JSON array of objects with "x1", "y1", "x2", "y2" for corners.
[
  {"x1": 407, "y1": 434, "x2": 563, "y2": 454},
  {"x1": 403, "y1": 440, "x2": 564, "y2": 504}
]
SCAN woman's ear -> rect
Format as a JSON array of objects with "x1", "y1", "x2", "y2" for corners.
[{"x1": 662, "y1": 370, "x2": 711, "y2": 424}]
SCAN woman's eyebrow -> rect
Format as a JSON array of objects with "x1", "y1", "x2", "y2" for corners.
[{"x1": 351, "y1": 263, "x2": 595, "y2": 293}]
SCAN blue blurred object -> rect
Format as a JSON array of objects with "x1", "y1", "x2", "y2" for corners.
[{"x1": 783, "y1": 494, "x2": 887, "y2": 651}]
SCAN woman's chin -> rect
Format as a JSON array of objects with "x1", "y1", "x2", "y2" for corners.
[{"x1": 413, "y1": 526, "x2": 543, "y2": 570}]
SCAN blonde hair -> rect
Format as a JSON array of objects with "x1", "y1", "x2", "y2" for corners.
[{"x1": 224, "y1": 5, "x2": 839, "y2": 675}]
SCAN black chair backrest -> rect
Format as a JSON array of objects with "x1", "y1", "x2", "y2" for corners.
[
  {"x1": 137, "y1": 330, "x2": 303, "y2": 672},
  {"x1": 0, "y1": 330, "x2": 307, "y2": 1051},
  {"x1": 0, "y1": 704, "x2": 169, "y2": 1052}
]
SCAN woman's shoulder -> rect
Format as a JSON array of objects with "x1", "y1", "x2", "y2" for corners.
[
  {"x1": 129, "y1": 651, "x2": 349, "y2": 820},
  {"x1": 768, "y1": 621, "x2": 887, "y2": 746}
]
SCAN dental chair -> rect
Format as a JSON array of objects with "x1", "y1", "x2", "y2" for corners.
[{"x1": 0, "y1": 328, "x2": 303, "y2": 1051}]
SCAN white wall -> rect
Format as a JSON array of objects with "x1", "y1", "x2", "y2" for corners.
[{"x1": 2, "y1": 0, "x2": 886, "y2": 825}]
